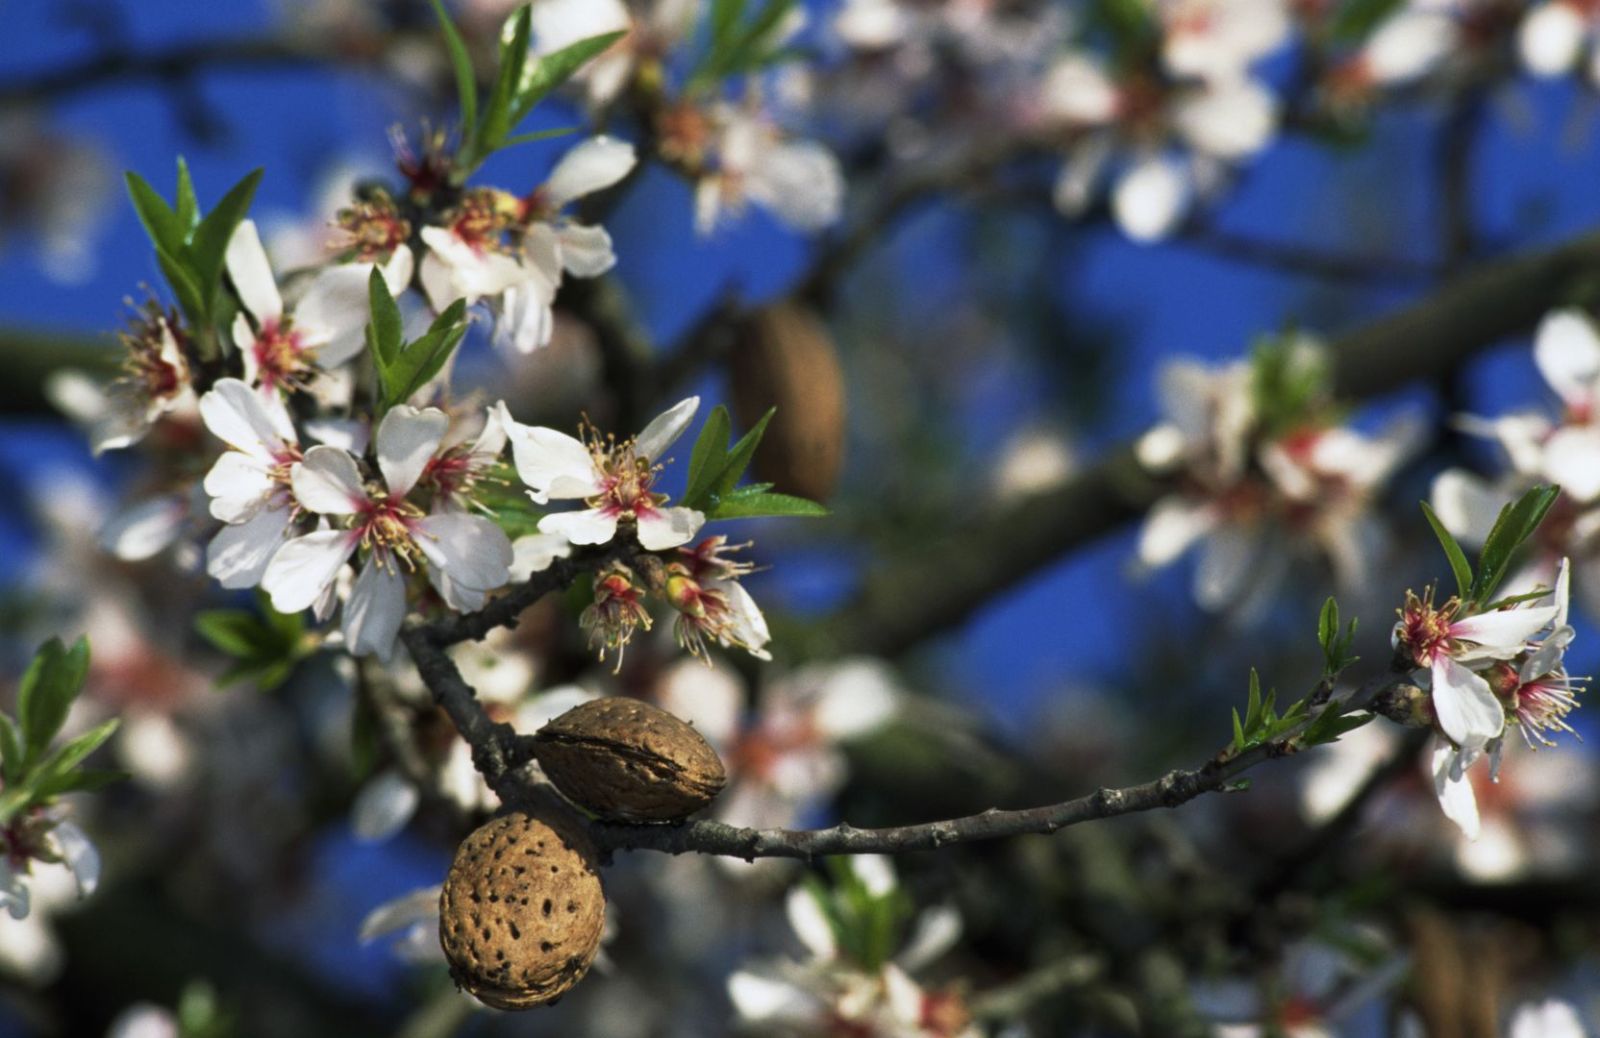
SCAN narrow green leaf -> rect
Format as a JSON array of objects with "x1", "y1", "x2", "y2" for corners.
[
  {"x1": 18, "y1": 637, "x2": 89, "y2": 762},
  {"x1": 710, "y1": 407, "x2": 775, "y2": 500},
  {"x1": 0, "y1": 714, "x2": 23, "y2": 785},
  {"x1": 498, "y1": 126, "x2": 580, "y2": 150},
  {"x1": 189, "y1": 168, "x2": 264, "y2": 306},
  {"x1": 479, "y1": 5, "x2": 533, "y2": 153},
  {"x1": 367, "y1": 267, "x2": 403, "y2": 366},
  {"x1": 194, "y1": 610, "x2": 264, "y2": 658},
  {"x1": 174, "y1": 156, "x2": 200, "y2": 237},
  {"x1": 1419, "y1": 501, "x2": 1473, "y2": 600},
  {"x1": 382, "y1": 301, "x2": 468, "y2": 407},
  {"x1": 34, "y1": 767, "x2": 128, "y2": 798},
  {"x1": 32, "y1": 718, "x2": 120, "y2": 785},
  {"x1": 684, "y1": 405, "x2": 733, "y2": 509},
  {"x1": 704, "y1": 490, "x2": 828, "y2": 520},
  {"x1": 1231, "y1": 708, "x2": 1246, "y2": 751},
  {"x1": 510, "y1": 31, "x2": 626, "y2": 125},
  {"x1": 1318, "y1": 598, "x2": 1338, "y2": 655},
  {"x1": 1244, "y1": 669, "x2": 1263, "y2": 733},
  {"x1": 1471, "y1": 484, "x2": 1561, "y2": 603},
  {"x1": 430, "y1": 0, "x2": 480, "y2": 145},
  {"x1": 155, "y1": 246, "x2": 206, "y2": 327},
  {"x1": 124, "y1": 171, "x2": 184, "y2": 256}
]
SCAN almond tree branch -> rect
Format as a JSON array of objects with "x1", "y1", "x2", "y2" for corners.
[{"x1": 401, "y1": 568, "x2": 1404, "y2": 860}]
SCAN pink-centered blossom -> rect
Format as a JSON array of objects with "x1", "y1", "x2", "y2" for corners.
[{"x1": 501, "y1": 396, "x2": 704, "y2": 550}]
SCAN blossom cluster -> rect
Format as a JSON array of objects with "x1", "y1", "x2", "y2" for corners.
[
  {"x1": 1392, "y1": 560, "x2": 1583, "y2": 839},
  {"x1": 1134, "y1": 334, "x2": 1421, "y2": 618},
  {"x1": 1432, "y1": 309, "x2": 1600, "y2": 621}
]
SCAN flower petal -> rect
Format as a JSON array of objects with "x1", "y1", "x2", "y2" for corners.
[
  {"x1": 555, "y1": 222, "x2": 617, "y2": 278},
  {"x1": 294, "y1": 262, "x2": 377, "y2": 366},
  {"x1": 412, "y1": 513, "x2": 513, "y2": 594},
  {"x1": 543, "y1": 136, "x2": 637, "y2": 210},
  {"x1": 1430, "y1": 739, "x2": 1481, "y2": 840},
  {"x1": 1541, "y1": 425, "x2": 1600, "y2": 503},
  {"x1": 293, "y1": 446, "x2": 368, "y2": 515},
  {"x1": 538, "y1": 507, "x2": 619, "y2": 546},
  {"x1": 635, "y1": 506, "x2": 704, "y2": 550},
  {"x1": 50, "y1": 821, "x2": 100, "y2": 899},
  {"x1": 225, "y1": 220, "x2": 283, "y2": 323},
  {"x1": 1429, "y1": 469, "x2": 1508, "y2": 547},
  {"x1": 785, "y1": 886, "x2": 838, "y2": 959},
  {"x1": 1519, "y1": 2, "x2": 1587, "y2": 76},
  {"x1": 344, "y1": 556, "x2": 408, "y2": 660},
  {"x1": 199, "y1": 377, "x2": 296, "y2": 459},
  {"x1": 99, "y1": 495, "x2": 185, "y2": 562},
  {"x1": 207, "y1": 505, "x2": 292, "y2": 589},
  {"x1": 1431, "y1": 657, "x2": 1506, "y2": 747},
  {"x1": 509, "y1": 532, "x2": 573, "y2": 580},
  {"x1": 1112, "y1": 157, "x2": 1190, "y2": 243},
  {"x1": 203, "y1": 451, "x2": 275, "y2": 523},
  {"x1": 262, "y1": 529, "x2": 358, "y2": 613},
  {"x1": 635, "y1": 396, "x2": 700, "y2": 461},
  {"x1": 1534, "y1": 308, "x2": 1600, "y2": 412},
  {"x1": 375, "y1": 406, "x2": 449, "y2": 498},
  {"x1": 1450, "y1": 605, "x2": 1559, "y2": 658},
  {"x1": 351, "y1": 767, "x2": 419, "y2": 842},
  {"x1": 500, "y1": 405, "x2": 602, "y2": 502}
]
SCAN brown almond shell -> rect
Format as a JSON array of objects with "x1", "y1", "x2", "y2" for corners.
[
  {"x1": 533, "y1": 697, "x2": 727, "y2": 823},
  {"x1": 438, "y1": 811, "x2": 606, "y2": 1010}
]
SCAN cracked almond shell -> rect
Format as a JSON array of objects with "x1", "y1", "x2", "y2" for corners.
[
  {"x1": 438, "y1": 811, "x2": 606, "y2": 1010},
  {"x1": 533, "y1": 697, "x2": 727, "y2": 822}
]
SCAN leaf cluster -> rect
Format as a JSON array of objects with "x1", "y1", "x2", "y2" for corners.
[
  {"x1": 0, "y1": 638, "x2": 123, "y2": 825},
  {"x1": 682, "y1": 405, "x2": 828, "y2": 520},
  {"x1": 194, "y1": 596, "x2": 310, "y2": 690},
  {"x1": 365, "y1": 269, "x2": 468, "y2": 417},
  {"x1": 1419, "y1": 484, "x2": 1562, "y2": 607},
  {"x1": 124, "y1": 160, "x2": 263, "y2": 359},
  {"x1": 1227, "y1": 668, "x2": 1371, "y2": 758},
  {"x1": 689, "y1": 0, "x2": 801, "y2": 89},
  {"x1": 429, "y1": 0, "x2": 617, "y2": 178},
  {"x1": 802, "y1": 859, "x2": 913, "y2": 973}
]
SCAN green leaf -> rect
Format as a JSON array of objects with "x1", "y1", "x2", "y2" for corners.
[
  {"x1": 194, "y1": 610, "x2": 264, "y2": 658},
  {"x1": 1231, "y1": 708, "x2": 1246, "y2": 752},
  {"x1": 367, "y1": 267, "x2": 403, "y2": 366},
  {"x1": 478, "y1": 5, "x2": 533, "y2": 155},
  {"x1": 430, "y1": 0, "x2": 480, "y2": 146},
  {"x1": 509, "y1": 30, "x2": 626, "y2": 126},
  {"x1": 174, "y1": 156, "x2": 200, "y2": 237},
  {"x1": 1329, "y1": 0, "x2": 1407, "y2": 42},
  {"x1": 124, "y1": 171, "x2": 185, "y2": 256},
  {"x1": 1243, "y1": 669, "x2": 1264, "y2": 733},
  {"x1": 31, "y1": 718, "x2": 119, "y2": 787},
  {"x1": 710, "y1": 407, "x2": 774, "y2": 500},
  {"x1": 1302, "y1": 704, "x2": 1374, "y2": 747},
  {"x1": 190, "y1": 168, "x2": 264, "y2": 308},
  {"x1": 380, "y1": 301, "x2": 468, "y2": 409},
  {"x1": 1471, "y1": 484, "x2": 1561, "y2": 604},
  {"x1": 1419, "y1": 501, "x2": 1473, "y2": 600},
  {"x1": 710, "y1": 0, "x2": 746, "y2": 49},
  {"x1": 1318, "y1": 598, "x2": 1338, "y2": 656},
  {"x1": 498, "y1": 126, "x2": 580, "y2": 150},
  {"x1": 684, "y1": 405, "x2": 733, "y2": 509},
  {"x1": 33, "y1": 767, "x2": 128, "y2": 798},
  {"x1": 0, "y1": 714, "x2": 23, "y2": 785},
  {"x1": 704, "y1": 489, "x2": 828, "y2": 520},
  {"x1": 18, "y1": 637, "x2": 89, "y2": 763}
]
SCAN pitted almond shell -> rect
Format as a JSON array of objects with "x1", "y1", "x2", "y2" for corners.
[
  {"x1": 533, "y1": 697, "x2": 727, "y2": 823},
  {"x1": 438, "y1": 811, "x2": 606, "y2": 1010}
]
